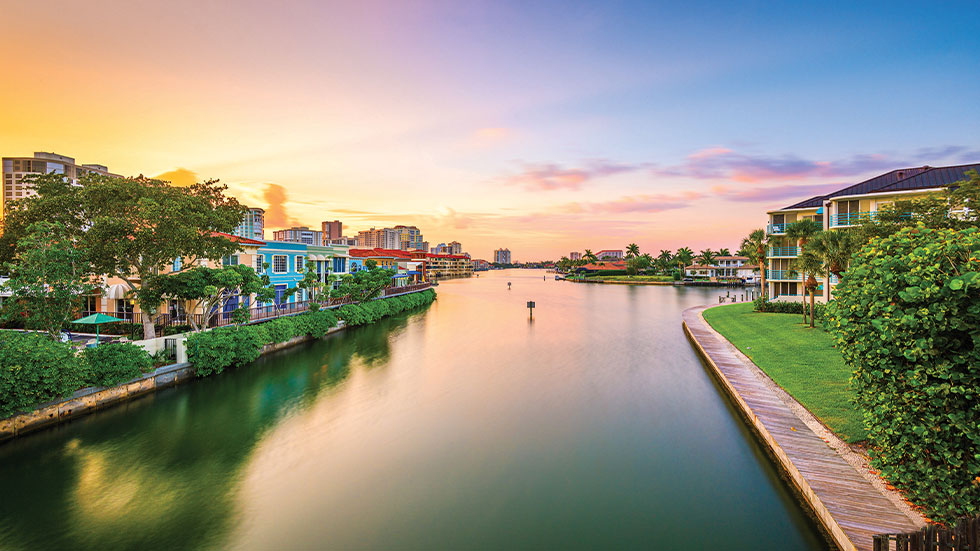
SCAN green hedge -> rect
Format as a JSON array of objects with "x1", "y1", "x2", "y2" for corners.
[
  {"x1": 753, "y1": 297, "x2": 826, "y2": 319},
  {"x1": 185, "y1": 292, "x2": 434, "y2": 377},
  {"x1": 826, "y1": 226, "x2": 980, "y2": 523},
  {"x1": 80, "y1": 342, "x2": 154, "y2": 387},
  {"x1": 0, "y1": 332, "x2": 84, "y2": 417}
]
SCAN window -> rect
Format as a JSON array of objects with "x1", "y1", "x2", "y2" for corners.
[
  {"x1": 333, "y1": 257, "x2": 346, "y2": 272},
  {"x1": 272, "y1": 255, "x2": 288, "y2": 273},
  {"x1": 295, "y1": 255, "x2": 304, "y2": 272},
  {"x1": 172, "y1": 257, "x2": 182, "y2": 272},
  {"x1": 83, "y1": 296, "x2": 99, "y2": 316},
  {"x1": 223, "y1": 255, "x2": 238, "y2": 266},
  {"x1": 255, "y1": 256, "x2": 263, "y2": 273}
]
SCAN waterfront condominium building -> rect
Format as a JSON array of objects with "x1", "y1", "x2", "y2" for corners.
[
  {"x1": 494, "y1": 248, "x2": 512, "y2": 264},
  {"x1": 766, "y1": 163, "x2": 980, "y2": 302},
  {"x1": 596, "y1": 249, "x2": 624, "y2": 260},
  {"x1": 356, "y1": 227, "x2": 400, "y2": 249},
  {"x1": 416, "y1": 240, "x2": 430, "y2": 253},
  {"x1": 234, "y1": 208, "x2": 266, "y2": 241},
  {"x1": 272, "y1": 226, "x2": 323, "y2": 245},
  {"x1": 447, "y1": 241, "x2": 463, "y2": 255},
  {"x1": 321, "y1": 220, "x2": 343, "y2": 242},
  {"x1": 2, "y1": 152, "x2": 119, "y2": 216},
  {"x1": 569, "y1": 252, "x2": 582, "y2": 261},
  {"x1": 393, "y1": 225, "x2": 424, "y2": 250}
]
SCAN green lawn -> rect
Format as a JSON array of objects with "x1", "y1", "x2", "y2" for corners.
[
  {"x1": 702, "y1": 303, "x2": 867, "y2": 443},
  {"x1": 593, "y1": 275, "x2": 674, "y2": 282}
]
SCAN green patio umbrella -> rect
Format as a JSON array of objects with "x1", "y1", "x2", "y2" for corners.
[{"x1": 72, "y1": 313, "x2": 126, "y2": 345}]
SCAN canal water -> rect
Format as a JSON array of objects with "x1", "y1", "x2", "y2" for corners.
[{"x1": 0, "y1": 270, "x2": 826, "y2": 550}]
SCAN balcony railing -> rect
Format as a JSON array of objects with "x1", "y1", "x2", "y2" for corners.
[
  {"x1": 767, "y1": 222, "x2": 788, "y2": 234},
  {"x1": 830, "y1": 211, "x2": 912, "y2": 228},
  {"x1": 768, "y1": 270, "x2": 799, "y2": 280},
  {"x1": 768, "y1": 246, "x2": 800, "y2": 257}
]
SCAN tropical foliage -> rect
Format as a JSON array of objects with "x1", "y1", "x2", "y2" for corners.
[
  {"x1": 80, "y1": 342, "x2": 154, "y2": 387},
  {"x1": 0, "y1": 332, "x2": 84, "y2": 417},
  {"x1": 153, "y1": 264, "x2": 276, "y2": 331},
  {"x1": 1, "y1": 221, "x2": 94, "y2": 339},
  {"x1": 826, "y1": 225, "x2": 980, "y2": 523}
]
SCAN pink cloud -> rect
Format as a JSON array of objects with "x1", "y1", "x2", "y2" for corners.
[
  {"x1": 564, "y1": 191, "x2": 702, "y2": 214},
  {"x1": 504, "y1": 160, "x2": 639, "y2": 191},
  {"x1": 710, "y1": 182, "x2": 844, "y2": 202}
]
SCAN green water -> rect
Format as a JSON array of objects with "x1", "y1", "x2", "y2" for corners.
[{"x1": 0, "y1": 270, "x2": 826, "y2": 550}]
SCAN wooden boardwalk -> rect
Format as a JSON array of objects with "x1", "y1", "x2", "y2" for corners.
[{"x1": 682, "y1": 305, "x2": 923, "y2": 551}]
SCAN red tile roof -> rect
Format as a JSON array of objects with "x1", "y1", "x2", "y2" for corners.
[
  {"x1": 212, "y1": 232, "x2": 265, "y2": 246},
  {"x1": 426, "y1": 253, "x2": 470, "y2": 259},
  {"x1": 579, "y1": 261, "x2": 626, "y2": 270},
  {"x1": 349, "y1": 248, "x2": 415, "y2": 259}
]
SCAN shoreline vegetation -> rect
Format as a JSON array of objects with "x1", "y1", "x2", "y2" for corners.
[
  {"x1": 0, "y1": 289, "x2": 436, "y2": 431},
  {"x1": 565, "y1": 274, "x2": 675, "y2": 285},
  {"x1": 702, "y1": 302, "x2": 865, "y2": 443}
]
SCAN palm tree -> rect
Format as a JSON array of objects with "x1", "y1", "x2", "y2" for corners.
[
  {"x1": 625, "y1": 243, "x2": 640, "y2": 259},
  {"x1": 807, "y1": 230, "x2": 859, "y2": 300},
  {"x1": 794, "y1": 250, "x2": 824, "y2": 328},
  {"x1": 674, "y1": 247, "x2": 694, "y2": 273},
  {"x1": 740, "y1": 229, "x2": 769, "y2": 296},
  {"x1": 696, "y1": 249, "x2": 717, "y2": 266},
  {"x1": 717, "y1": 247, "x2": 731, "y2": 256},
  {"x1": 583, "y1": 249, "x2": 598, "y2": 264},
  {"x1": 786, "y1": 219, "x2": 823, "y2": 321}
]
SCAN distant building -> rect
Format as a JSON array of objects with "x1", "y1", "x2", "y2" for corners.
[
  {"x1": 494, "y1": 248, "x2": 512, "y2": 264},
  {"x1": 393, "y1": 225, "x2": 424, "y2": 250},
  {"x1": 2, "y1": 152, "x2": 119, "y2": 216},
  {"x1": 357, "y1": 227, "x2": 400, "y2": 249},
  {"x1": 596, "y1": 249, "x2": 623, "y2": 260},
  {"x1": 321, "y1": 220, "x2": 343, "y2": 242},
  {"x1": 272, "y1": 226, "x2": 322, "y2": 245},
  {"x1": 447, "y1": 241, "x2": 463, "y2": 255},
  {"x1": 234, "y1": 207, "x2": 265, "y2": 241},
  {"x1": 416, "y1": 240, "x2": 430, "y2": 252},
  {"x1": 426, "y1": 253, "x2": 473, "y2": 278},
  {"x1": 714, "y1": 256, "x2": 749, "y2": 278},
  {"x1": 329, "y1": 236, "x2": 358, "y2": 246},
  {"x1": 472, "y1": 259, "x2": 490, "y2": 271},
  {"x1": 569, "y1": 252, "x2": 582, "y2": 261}
]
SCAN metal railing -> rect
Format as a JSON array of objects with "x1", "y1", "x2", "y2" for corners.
[
  {"x1": 768, "y1": 270, "x2": 799, "y2": 280},
  {"x1": 768, "y1": 246, "x2": 800, "y2": 257},
  {"x1": 830, "y1": 211, "x2": 912, "y2": 227},
  {"x1": 767, "y1": 222, "x2": 789, "y2": 234}
]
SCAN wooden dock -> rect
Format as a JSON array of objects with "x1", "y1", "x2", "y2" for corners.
[{"x1": 682, "y1": 305, "x2": 924, "y2": 551}]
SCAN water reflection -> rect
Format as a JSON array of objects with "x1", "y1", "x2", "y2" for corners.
[{"x1": 0, "y1": 313, "x2": 420, "y2": 550}]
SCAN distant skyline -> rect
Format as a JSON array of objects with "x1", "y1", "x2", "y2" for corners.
[{"x1": 2, "y1": 0, "x2": 978, "y2": 260}]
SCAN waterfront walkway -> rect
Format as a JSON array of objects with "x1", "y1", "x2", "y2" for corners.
[{"x1": 682, "y1": 305, "x2": 923, "y2": 551}]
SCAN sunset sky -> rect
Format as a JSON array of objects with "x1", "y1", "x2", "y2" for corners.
[{"x1": 2, "y1": 0, "x2": 978, "y2": 260}]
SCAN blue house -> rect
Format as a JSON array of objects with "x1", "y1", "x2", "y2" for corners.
[{"x1": 256, "y1": 240, "x2": 309, "y2": 305}]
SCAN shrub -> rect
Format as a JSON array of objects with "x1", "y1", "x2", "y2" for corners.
[
  {"x1": 305, "y1": 310, "x2": 338, "y2": 338},
  {"x1": 264, "y1": 316, "x2": 299, "y2": 343},
  {"x1": 752, "y1": 297, "x2": 826, "y2": 319},
  {"x1": 0, "y1": 332, "x2": 84, "y2": 417},
  {"x1": 185, "y1": 325, "x2": 265, "y2": 377},
  {"x1": 826, "y1": 225, "x2": 980, "y2": 523},
  {"x1": 337, "y1": 304, "x2": 370, "y2": 326},
  {"x1": 80, "y1": 342, "x2": 153, "y2": 387}
]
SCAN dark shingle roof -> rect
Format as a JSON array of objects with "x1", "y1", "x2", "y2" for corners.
[{"x1": 780, "y1": 164, "x2": 979, "y2": 209}]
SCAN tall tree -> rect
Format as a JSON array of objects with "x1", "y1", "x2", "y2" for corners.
[
  {"x1": 740, "y1": 229, "x2": 769, "y2": 296},
  {"x1": 583, "y1": 249, "x2": 599, "y2": 263},
  {"x1": 152, "y1": 264, "x2": 275, "y2": 331},
  {"x1": 786, "y1": 220, "x2": 823, "y2": 322},
  {"x1": 1, "y1": 221, "x2": 94, "y2": 339},
  {"x1": 696, "y1": 249, "x2": 717, "y2": 266},
  {"x1": 717, "y1": 248, "x2": 731, "y2": 256},
  {"x1": 674, "y1": 247, "x2": 694, "y2": 272},
  {"x1": 1, "y1": 172, "x2": 247, "y2": 339},
  {"x1": 625, "y1": 243, "x2": 640, "y2": 258},
  {"x1": 330, "y1": 265, "x2": 397, "y2": 304},
  {"x1": 793, "y1": 250, "x2": 824, "y2": 328}
]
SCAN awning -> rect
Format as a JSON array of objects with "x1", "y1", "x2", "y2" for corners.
[
  {"x1": 308, "y1": 254, "x2": 325, "y2": 261},
  {"x1": 392, "y1": 274, "x2": 408, "y2": 278},
  {"x1": 104, "y1": 283, "x2": 130, "y2": 300},
  {"x1": 407, "y1": 270, "x2": 421, "y2": 275},
  {"x1": 816, "y1": 207, "x2": 824, "y2": 214}
]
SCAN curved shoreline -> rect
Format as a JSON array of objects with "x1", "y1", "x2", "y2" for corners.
[{"x1": 682, "y1": 303, "x2": 924, "y2": 551}]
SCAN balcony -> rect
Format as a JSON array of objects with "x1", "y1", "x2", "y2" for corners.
[
  {"x1": 830, "y1": 211, "x2": 911, "y2": 228},
  {"x1": 768, "y1": 270, "x2": 799, "y2": 281},
  {"x1": 768, "y1": 246, "x2": 800, "y2": 257},
  {"x1": 767, "y1": 222, "x2": 788, "y2": 234}
]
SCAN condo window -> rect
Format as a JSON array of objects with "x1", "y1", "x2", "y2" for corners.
[
  {"x1": 272, "y1": 255, "x2": 288, "y2": 273},
  {"x1": 296, "y1": 255, "x2": 304, "y2": 272}
]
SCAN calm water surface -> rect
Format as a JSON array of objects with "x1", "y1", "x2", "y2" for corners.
[{"x1": 0, "y1": 270, "x2": 826, "y2": 550}]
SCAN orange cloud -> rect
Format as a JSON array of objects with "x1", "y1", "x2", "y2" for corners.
[
  {"x1": 153, "y1": 168, "x2": 198, "y2": 187},
  {"x1": 262, "y1": 183, "x2": 295, "y2": 229}
]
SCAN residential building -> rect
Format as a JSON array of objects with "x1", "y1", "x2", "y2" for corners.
[
  {"x1": 234, "y1": 207, "x2": 265, "y2": 241},
  {"x1": 257, "y1": 240, "x2": 310, "y2": 305},
  {"x1": 685, "y1": 264, "x2": 718, "y2": 278},
  {"x1": 416, "y1": 241, "x2": 430, "y2": 253},
  {"x1": 321, "y1": 220, "x2": 343, "y2": 242},
  {"x1": 357, "y1": 227, "x2": 400, "y2": 249},
  {"x1": 393, "y1": 225, "x2": 424, "y2": 251},
  {"x1": 596, "y1": 249, "x2": 623, "y2": 260},
  {"x1": 577, "y1": 261, "x2": 626, "y2": 272},
  {"x1": 426, "y1": 253, "x2": 473, "y2": 278},
  {"x1": 569, "y1": 252, "x2": 582, "y2": 261},
  {"x1": 306, "y1": 242, "x2": 350, "y2": 290},
  {"x1": 2, "y1": 152, "x2": 119, "y2": 216},
  {"x1": 329, "y1": 236, "x2": 358, "y2": 246},
  {"x1": 349, "y1": 248, "x2": 426, "y2": 284},
  {"x1": 766, "y1": 163, "x2": 980, "y2": 301},
  {"x1": 447, "y1": 241, "x2": 463, "y2": 255},
  {"x1": 714, "y1": 256, "x2": 749, "y2": 278},
  {"x1": 472, "y1": 259, "x2": 490, "y2": 271},
  {"x1": 272, "y1": 226, "x2": 322, "y2": 245},
  {"x1": 493, "y1": 248, "x2": 512, "y2": 264}
]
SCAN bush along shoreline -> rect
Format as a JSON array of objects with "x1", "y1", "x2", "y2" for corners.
[
  {"x1": 0, "y1": 289, "x2": 436, "y2": 419},
  {"x1": 186, "y1": 289, "x2": 436, "y2": 377}
]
